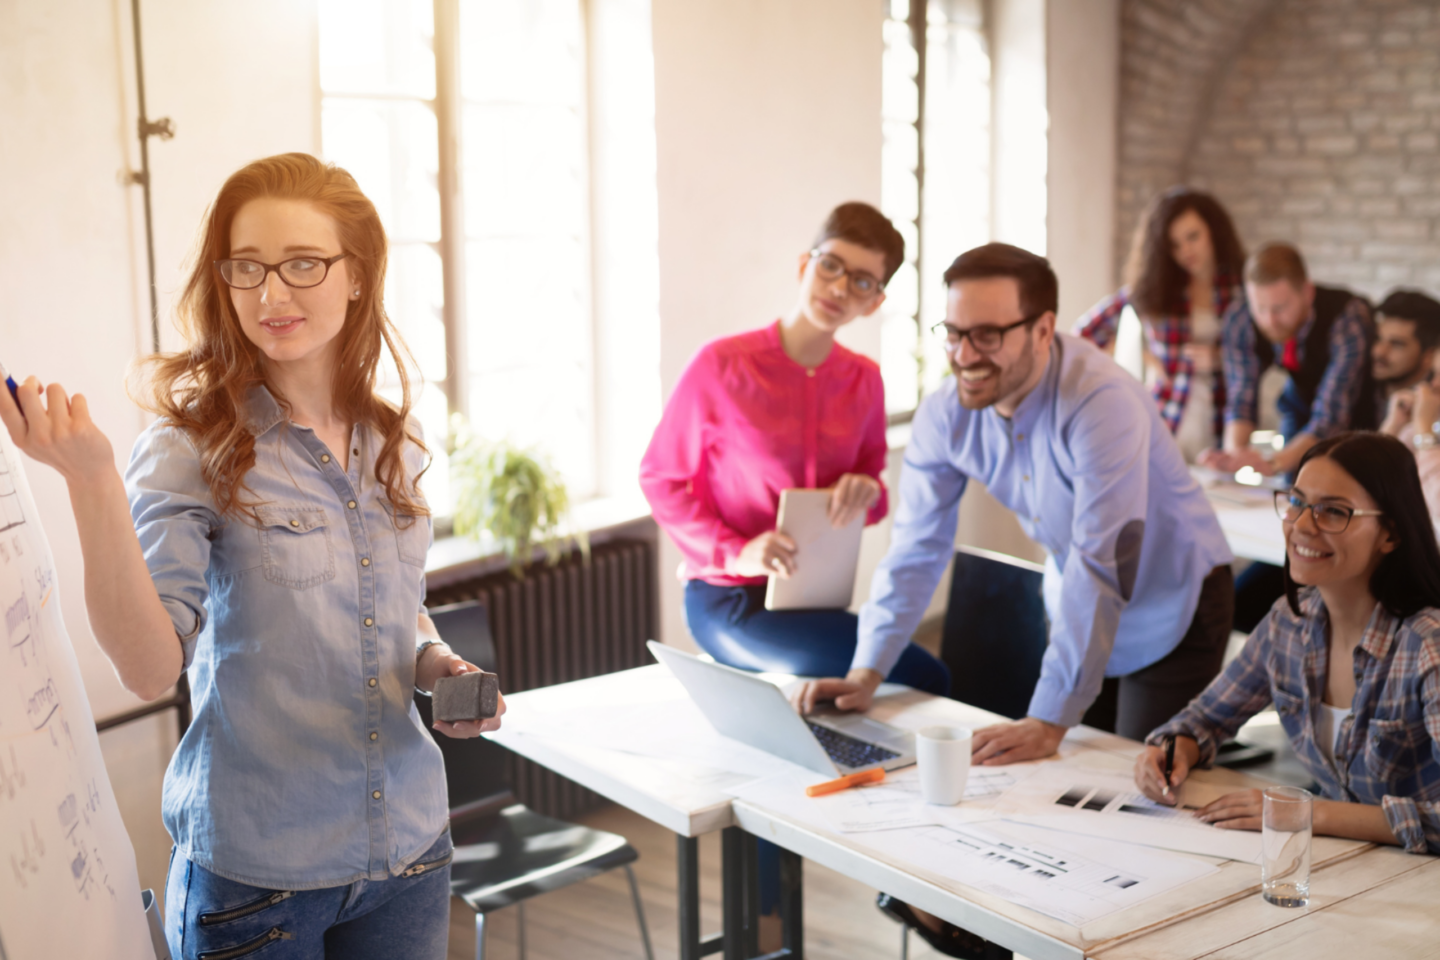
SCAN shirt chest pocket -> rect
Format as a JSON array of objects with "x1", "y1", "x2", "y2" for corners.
[
  {"x1": 383, "y1": 501, "x2": 430, "y2": 568},
  {"x1": 1362, "y1": 716, "x2": 1422, "y2": 786},
  {"x1": 256, "y1": 506, "x2": 336, "y2": 589}
]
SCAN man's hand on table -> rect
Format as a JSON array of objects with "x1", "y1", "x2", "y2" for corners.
[
  {"x1": 1197, "y1": 446, "x2": 1275, "y2": 475},
  {"x1": 970, "y1": 716, "x2": 1067, "y2": 765},
  {"x1": 789, "y1": 667, "x2": 883, "y2": 714}
]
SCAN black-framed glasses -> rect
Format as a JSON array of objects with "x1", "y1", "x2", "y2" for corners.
[
  {"x1": 214, "y1": 254, "x2": 348, "y2": 290},
  {"x1": 931, "y1": 315, "x2": 1042, "y2": 354},
  {"x1": 809, "y1": 249, "x2": 884, "y2": 298},
  {"x1": 1274, "y1": 490, "x2": 1384, "y2": 533}
]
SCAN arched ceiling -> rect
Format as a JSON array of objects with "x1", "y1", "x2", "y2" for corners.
[{"x1": 1114, "y1": 0, "x2": 1283, "y2": 275}]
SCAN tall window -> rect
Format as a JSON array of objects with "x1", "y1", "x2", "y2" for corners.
[
  {"x1": 318, "y1": 0, "x2": 598, "y2": 512},
  {"x1": 881, "y1": 0, "x2": 991, "y2": 414}
]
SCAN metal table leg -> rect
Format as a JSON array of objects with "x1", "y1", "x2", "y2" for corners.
[{"x1": 678, "y1": 834, "x2": 725, "y2": 960}]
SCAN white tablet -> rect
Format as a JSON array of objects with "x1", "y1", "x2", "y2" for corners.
[{"x1": 763, "y1": 488, "x2": 864, "y2": 611}]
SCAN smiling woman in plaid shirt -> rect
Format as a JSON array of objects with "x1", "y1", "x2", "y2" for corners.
[
  {"x1": 1136, "y1": 433, "x2": 1440, "y2": 853},
  {"x1": 1077, "y1": 188, "x2": 1246, "y2": 462}
]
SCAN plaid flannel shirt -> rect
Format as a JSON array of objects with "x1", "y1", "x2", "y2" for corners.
[
  {"x1": 1149, "y1": 590, "x2": 1440, "y2": 855},
  {"x1": 1075, "y1": 280, "x2": 1241, "y2": 435},
  {"x1": 1221, "y1": 295, "x2": 1370, "y2": 436}
]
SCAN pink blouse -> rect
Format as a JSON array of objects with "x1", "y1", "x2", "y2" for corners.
[{"x1": 640, "y1": 322, "x2": 890, "y2": 586}]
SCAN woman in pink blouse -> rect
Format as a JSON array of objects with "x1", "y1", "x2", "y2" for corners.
[{"x1": 640, "y1": 203, "x2": 950, "y2": 700}]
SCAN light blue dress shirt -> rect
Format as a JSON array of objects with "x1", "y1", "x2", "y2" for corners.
[
  {"x1": 126, "y1": 386, "x2": 447, "y2": 889},
  {"x1": 857, "y1": 334, "x2": 1233, "y2": 727}
]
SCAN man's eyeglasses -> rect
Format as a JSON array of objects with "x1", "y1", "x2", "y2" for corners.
[
  {"x1": 931, "y1": 315, "x2": 1042, "y2": 354},
  {"x1": 1273, "y1": 490, "x2": 1384, "y2": 533},
  {"x1": 215, "y1": 254, "x2": 349, "y2": 290},
  {"x1": 809, "y1": 250, "x2": 884, "y2": 298}
]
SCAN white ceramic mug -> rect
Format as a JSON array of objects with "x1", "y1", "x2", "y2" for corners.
[{"x1": 916, "y1": 725, "x2": 972, "y2": 805}]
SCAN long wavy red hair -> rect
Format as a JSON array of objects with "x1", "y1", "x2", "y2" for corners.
[{"x1": 137, "y1": 153, "x2": 428, "y2": 521}]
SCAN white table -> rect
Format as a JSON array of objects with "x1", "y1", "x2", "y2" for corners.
[
  {"x1": 1203, "y1": 482, "x2": 1286, "y2": 566},
  {"x1": 485, "y1": 665, "x2": 1432, "y2": 959}
]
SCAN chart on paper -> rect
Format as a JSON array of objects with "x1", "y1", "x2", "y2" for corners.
[
  {"x1": 852, "y1": 818, "x2": 1217, "y2": 927},
  {"x1": 997, "y1": 766, "x2": 1263, "y2": 863},
  {"x1": 0, "y1": 437, "x2": 152, "y2": 960}
]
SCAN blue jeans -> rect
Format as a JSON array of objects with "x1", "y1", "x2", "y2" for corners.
[
  {"x1": 684, "y1": 581, "x2": 951, "y2": 913},
  {"x1": 164, "y1": 832, "x2": 453, "y2": 960},
  {"x1": 683, "y1": 581, "x2": 951, "y2": 696}
]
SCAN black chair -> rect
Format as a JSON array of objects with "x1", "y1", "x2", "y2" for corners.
[
  {"x1": 938, "y1": 547, "x2": 1270, "y2": 767},
  {"x1": 940, "y1": 546, "x2": 1048, "y2": 721},
  {"x1": 420, "y1": 600, "x2": 655, "y2": 960}
]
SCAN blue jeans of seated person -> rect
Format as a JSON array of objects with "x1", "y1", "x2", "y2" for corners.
[
  {"x1": 683, "y1": 581, "x2": 952, "y2": 696},
  {"x1": 164, "y1": 831, "x2": 452, "y2": 960},
  {"x1": 684, "y1": 581, "x2": 952, "y2": 915}
]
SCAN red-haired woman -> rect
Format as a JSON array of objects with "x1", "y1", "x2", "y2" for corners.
[
  {"x1": 1077, "y1": 187, "x2": 1247, "y2": 461},
  {"x1": 0, "y1": 154, "x2": 495, "y2": 959}
]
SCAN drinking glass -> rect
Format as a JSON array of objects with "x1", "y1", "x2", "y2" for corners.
[{"x1": 1261, "y1": 785, "x2": 1312, "y2": 907}]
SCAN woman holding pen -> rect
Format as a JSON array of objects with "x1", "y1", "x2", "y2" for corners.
[
  {"x1": 1135, "y1": 432, "x2": 1440, "y2": 854},
  {"x1": 0, "y1": 153, "x2": 500, "y2": 960}
]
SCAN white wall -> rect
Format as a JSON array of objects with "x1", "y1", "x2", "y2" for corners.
[
  {"x1": 990, "y1": 0, "x2": 1049, "y2": 254},
  {"x1": 649, "y1": 0, "x2": 885, "y2": 649},
  {"x1": 0, "y1": 0, "x2": 317, "y2": 905},
  {"x1": 1047, "y1": 0, "x2": 1119, "y2": 329}
]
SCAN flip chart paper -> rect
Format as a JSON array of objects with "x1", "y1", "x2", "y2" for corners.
[{"x1": 0, "y1": 434, "x2": 152, "y2": 960}]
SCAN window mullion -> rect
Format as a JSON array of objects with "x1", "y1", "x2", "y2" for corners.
[{"x1": 433, "y1": 0, "x2": 467, "y2": 421}]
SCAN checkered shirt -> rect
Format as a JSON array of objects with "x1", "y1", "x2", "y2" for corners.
[
  {"x1": 1149, "y1": 589, "x2": 1440, "y2": 855},
  {"x1": 1075, "y1": 281, "x2": 1241, "y2": 435}
]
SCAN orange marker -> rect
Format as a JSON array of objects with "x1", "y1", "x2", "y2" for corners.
[{"x1": 805, "y1": 767, "x2": 886, "y2": 797}]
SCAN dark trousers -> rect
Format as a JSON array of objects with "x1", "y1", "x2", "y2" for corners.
[
  {"x1": 1080, "y1": 565, "x2": 1235, "y2": 741},
  {"x1": 682, "y1": 581, "x2": 952, "y2": 695},
  {"x1": 1233, "y1": 561, "x2": 1286, "y2": 635}
]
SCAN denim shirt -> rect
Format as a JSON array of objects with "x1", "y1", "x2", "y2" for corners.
[
  {"x1": 126, "y1": 387, "x2": 447, "y2": 889},
  {"x1": 1150, "y1": 591, "x2": 1440, "y2": 855},
  {"x1": 857, "y1": 334, "x2": 1234, "y2": 726}
]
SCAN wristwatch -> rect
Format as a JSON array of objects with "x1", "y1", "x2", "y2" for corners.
[{"x1": 414, "y1": 638, "x2": 446, "y2": 696}]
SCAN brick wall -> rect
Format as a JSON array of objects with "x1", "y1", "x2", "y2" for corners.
[
  {"x1": 1113, "y1": 0, "x2": 1278, "y2": 283},
  {"x1": 1187, "y1": 0, "x2": 1440, "y2": 299},
  {"x1": 1115, "y1": 0, "x2": 1440, "y2": 300}
]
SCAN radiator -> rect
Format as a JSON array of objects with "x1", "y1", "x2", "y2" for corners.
[{"x1": 426, "y1": 538, "x2": 658, "y2": 821}]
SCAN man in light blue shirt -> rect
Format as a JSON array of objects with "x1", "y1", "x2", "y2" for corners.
[{"x1": 795, "y1": 243, "x2": 1234, "y2": 763}]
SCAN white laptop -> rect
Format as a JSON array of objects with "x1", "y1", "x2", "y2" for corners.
[
  {"x1": 764, "y1": 489, "x2": 865, "y2": 611},
  {"x1": 648, "y1": 641, "x2": 916, "y2": 776}
]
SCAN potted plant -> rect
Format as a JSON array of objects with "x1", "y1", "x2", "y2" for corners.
[{"x1": 448, "y1": 414, "x2": 588, "y2": 577}]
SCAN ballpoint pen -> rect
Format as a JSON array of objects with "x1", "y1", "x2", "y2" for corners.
[
  {"x1": 1162, "y1": 734, "x2": 1176, "y2": 800},
  {"x1": 0, "y1": 360, "x2": 22, "y2": 420}
]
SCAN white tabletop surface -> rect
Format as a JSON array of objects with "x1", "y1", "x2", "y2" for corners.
[
  {"x1": 1202, "y1": 480, "x2": 1287, "y2": 566},
  {"x1": 486, "y1": 665, "x2": 1435, "y2": 960}
]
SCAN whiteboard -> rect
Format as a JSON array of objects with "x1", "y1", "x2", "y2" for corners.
[{"x1": 0, "y1": 431, "x2": 152, "y2": 960}]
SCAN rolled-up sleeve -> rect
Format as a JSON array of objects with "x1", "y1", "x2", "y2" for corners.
[
  {"x1": 854, "y1": 390, "x2": 968, "y2": 678},
  {"x1": 1380, "y1": 663, "x2": 1440, "y2": 854},
  {"x1": 1304, "y1": 298, "x2": 1370, "y2": 438},
  {"x1": 1222, "y1": 301, "x2": 1261, "y2": 426},
  {"x1": 125, "y1": 423, "x2": 220, "y2": 667},
  {"x1": 1027, "y1": 384, "x2": 1152, "y2": 727},
  {"x1": 1074, "y1": 289, "x2": 1130, "y2": 350}
]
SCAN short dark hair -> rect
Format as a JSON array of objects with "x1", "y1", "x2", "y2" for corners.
[
  {"x1": 1245, "y1": 242, "x2": 1308, "y2": 288},
  {"x1": 1284, "y1": 432, "x2": 1440, "y2": 619},
  {"x1": 1125, "y1": 187, "x2": 1246, "y2": 318},
  {"x1": 1377, "y1": 289, "x2": 1440, "y2": 352},
  {"x1": 812, "y1": 202, "x2": 906, "y2": 284},
  {"x1": 941, "y1": 243, "x2": 1058, "y2": 318}
]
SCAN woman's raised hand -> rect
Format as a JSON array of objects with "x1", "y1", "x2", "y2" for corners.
[
  {"x1": 827, "y1": 473, "x2": 881, "y2": 528},
  {"x1": 0, "y1": 378, "x2": 116, "y2": 486}
]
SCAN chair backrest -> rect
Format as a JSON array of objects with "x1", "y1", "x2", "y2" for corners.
[
  {"x1": 415, "y1": 599, "x2": 514, "y2": 816},
  {"x1": 940, "y1": 547, "x2": 1048, "y2": 720}
]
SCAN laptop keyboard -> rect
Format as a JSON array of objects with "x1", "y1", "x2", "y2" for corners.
[{"x1": 807, "y1": 722, "x2": 900, "y2": 768}]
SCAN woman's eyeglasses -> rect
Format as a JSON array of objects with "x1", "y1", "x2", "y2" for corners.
[
  {"x1": 215, "y1": 254, "x2": 348, "y2": 290},
  {"x1": 809, "y1": 250, "x2": 884, "y2": 298},
  {"x1": 1274, "y1": 490, "x2": 1383, "y2": 533}
]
